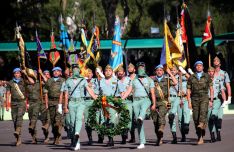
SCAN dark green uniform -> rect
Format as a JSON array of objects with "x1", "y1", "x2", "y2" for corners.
[
  {"x1": 44, "y1": 77, "x2": 65, "y2": 144},
  {"x1": 27, "y1": 80, "x2": 42, "y2": 143},
  {"x1": 6, "y1": 79, "x2": 27, "y2": 142},
  {"x1": 151, "y1": 75, "x2": 170, "y2": 145},
  {"x1": 187, "y1": 73, "x2": 212, "y2": 139}
]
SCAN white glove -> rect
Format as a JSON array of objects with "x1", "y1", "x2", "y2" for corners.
[
  {"x1": 227, "y1": 96, "x2": 232, "y2": 104},
  {"x1": 58, "y1": 104, "x2": 63, "y2": 114},
  {"x1": 96, "y1": 68, "x2": 105, "y2": 78},
  {"x1": 221, "y1": 101, "x2": 228, "y2": 108},
  {"x1": 188, "y1": 68, "x2": 194, "y2": 75},
  {"x1": 179, "y1": 66, "x2": 187, "y2": 74}
]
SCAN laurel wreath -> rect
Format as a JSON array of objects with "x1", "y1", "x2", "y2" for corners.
[{"x1": 87, "y1": 96, "x2": 130, "y2": 137}]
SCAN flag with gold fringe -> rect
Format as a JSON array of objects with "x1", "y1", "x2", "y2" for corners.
[
  {"x1": 36, "y1": 31, "x2": 47, "y2": 60},
  {"x1": 49, "y1": 31, "x2": 60, "y2": 67}
]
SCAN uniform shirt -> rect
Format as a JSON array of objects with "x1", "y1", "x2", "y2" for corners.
[
  {"x1": 209, "y1": 77, "x2": 225, "y2": 98},
  {"x1": 215, "y1": 69, "x2": 230, "y2": 84},
  {"x1": 27, "y1": 80, "x2": 41, "y2": 100},
  {"x1": 84, "y1": 78, "x2": 99, "y2": 97},
  {"x1": 152, "y1": 75, "x2": 171, "y2": 98},
  {"x1": 64, "y1": 77, "x2": 88, "y2": 98},
  {"x1": 170, "y1": 75, "x2": 187, "y2": 96},
  {"x1": 6, "y1": 79, "x2": 28, "y2": 100},
  {"x1": 132, "y1": 76, "x2": 154, "y2": 97},
  {"x1": 115, "y1": 76, "x2": 132, "y2": 97},
  {"x1": 44, "y1": 77, "x2": 65, "y2": 99},
  {"x1": 100, "y1": 76, "x2": 118, "y2": 96},
  {"x1": 187, "y1": 72, "x2": 213, "y2": 97}
]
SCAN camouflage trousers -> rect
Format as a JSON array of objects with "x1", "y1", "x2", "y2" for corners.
[
  {"x1": 39, "y1": 103, "x2": 50, "y2": 129},
  {"x1": 151, "y1": 101, "x2": 168, "y2": 127},
  {"x1": 28, "y1": 101, "x2": 41, "y2": 130},
  {"x1": 191, "y1": 96, "x2": 209, "y2": 131},
  {"x1": 11, "y1": 100, "x2": 26, "y2": 131}
]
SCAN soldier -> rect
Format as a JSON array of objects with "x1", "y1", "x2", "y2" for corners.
[
  {"x1": 187, "y1": 61, "x2": 214, "y2": 145},
  {"x1": 5, "y1": 68, "x2": 35, "y2": 146},
  {"x1": 151, "y1": 64, "x2": 177, "y2": 146},
  {"x1": 207, "y1": 66, "x2": 226, "y2": 143},
  {"x1": 213, "y1": 56, "x2": 232, "y2": 141},
  {"x1": 127, "y1": 63, "x2": 137, "y2": 143},
  {"x1": 27, "y1": 70, "x2": 43, "y2": 144},
  {"x1": 115, "y1": 66, "x2": 133, "y2": 144},
  {"x1": 0, "y1": 80, "x2": 6, "y2": 121},
  {"x1": 44, "y1": 67, "x2": 65, "y2": 145},
  {"x1": 177, "y1": 66, "x2": 191, "y2": 142},
  {"x1": 83, "y1": 68, "x2": 99, "y2": 145},
  {"x1": 131, "y1": 62, "x2": 156, "y2": 149},
  {"x1": 99, "y1": 65, "x2": 118, "y2": 147},
  {"x1": 38, "y1": 69, "x2": 51, "y2": 144},
  {"x1": 60, "y1": 64, "x2": 97, "y2": 150}
]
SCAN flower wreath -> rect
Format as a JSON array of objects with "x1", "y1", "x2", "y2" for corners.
[{"x1": 87, "y1": 96, "x2": 130, "y2": 137}]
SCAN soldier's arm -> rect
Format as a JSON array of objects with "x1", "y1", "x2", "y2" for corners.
[
  {"x1": 64, "y1": 91, "x2": 69, "y2": 113},
  {"x1": 186, "y1": 77, "x2": 192, "y2": 109},
  {"x1": 21, "y1": 70, "x2": 35, "y2": 84},
  {"x1": 5, "y1": 90, "x2": 10, "y2": 111},
  {"x1": 150, "y1": 87, "x2": 156, "y2": 111},
  {"x1": 38, "y1": 69, "x2": 48, "y2": 82},
  {"x1": 209, "y1": 76, "x2": 214, "y2": 103},
  {"x1": 221, "y1": 89, "x2": 227, "y2": 102},
  {"x1": 121, "y1": 85, "x2": 132, "y2": 100},
  {"x1": 86, "y1": 86, "x2": 98, "y2": 100},
  {"x1": 166, "y1": 68, "x2": 178, "y2": 85}
]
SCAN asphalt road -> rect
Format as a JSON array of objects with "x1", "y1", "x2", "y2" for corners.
[{"x1": 0, "y1": 114, "x2": 233, "y2": 152}]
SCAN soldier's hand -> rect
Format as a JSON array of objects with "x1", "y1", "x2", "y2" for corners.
[
  {"x1": 6, "y1": 106, "x2": 9, "y2": 112},
  {"x1": 209, "y1": 101, "x2": 213, "y2": 108},
  {"x1": 64, "y1": 108, "x2": 69, "y2": 114},
  {"x1": 57, "y1": 104, "x2": 63, "y2": 114},
  {"x1": 151, "y1": 103, "x2": 156, "y2": 111},
  {"x1": 188, "y1": 100, "x2": 192, "y2": 109}
]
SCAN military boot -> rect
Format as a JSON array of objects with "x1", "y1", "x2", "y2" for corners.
[
  {"x1": 181, "y1": 133, "x2": 186, "y2": 142},
  {"x1": 216, "y1": 131, "x2": 221, "y2": 141},
  {"x1": 128, "y1": 130, "x2": 135, "y2": 143},
  {"x1": 85, "y1": 126, "x2": 93, "y2": 145},
  {"x1": 197, "y1": 128, "x2": 204, "y2": 145},
  {"x1": 97, "y1": 134, "x2": 104, "y2": 143},
  {"x1": 171, "y1": 132, "x2": 177, "y2": 144},
  {"x1": 106, "y1": 136, "x2": 114, "y2": 147},
  {"x1": 14, "y1": 127, "x2": 22, "y2": 146},
  {"x1": 210, "y1": 132, "x2": 216, "y2": 143},
  {"x1": 121, "y1": 129, "x2": 128, "y2": 144}
]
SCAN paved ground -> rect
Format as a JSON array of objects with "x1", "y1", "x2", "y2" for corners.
[{"x1": 0, "y1": 114, "x2": 233, "y2": 152}]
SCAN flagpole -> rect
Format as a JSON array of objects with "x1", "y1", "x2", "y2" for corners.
[{"x1": 36, "y1": 30, "x2": 43, "y2": 101}]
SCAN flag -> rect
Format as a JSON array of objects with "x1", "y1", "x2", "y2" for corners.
[
  {"x1": 49, "y1": 31, "x2": 60, "y2": 67},
  {"x1": 35, "y1": 31, "x2": 47, "y2": 60},
  {"x1": 201, "y1": 10, "x2": 216, "y2": 60},
  {"x1": 15, "y1": 26, "x2": 26, "y2": 68},
  {"x1": 109, "y1": 16, "x2": 123, "y2": 71},
  {"x1": 180, "y1": 2, "x2": 197, "y2": 67},
  {"x1": 81, "y1": 28, "x2": 88, "y2": 47},
  {"x1": 59, "y1": 23, "x2": 70, "y2": 50},
  {"x1": 173, "y1": 22, "x2": 187, "y2": 68},
  {"x1": 68, "y1": 39, "x2": 78, "y2": 65},
  {"x1": 160, "y1": 20, "x2": 180, "y2": 68}
]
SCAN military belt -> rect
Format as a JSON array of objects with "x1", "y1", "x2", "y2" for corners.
[
  {"x1": 126, "y1": 96, "x2": 133, "y2": 100},
  {"x1": 133, "y1": 96, "x2": 148, "y2": 100},
  {"x1": 209, "y1": 97, "x2": 217, "y2": 100},
  {"x1": 84, "y1": 97, "x2": 93, "y2": 100},
  {"x1": 170, "y1": 94, "x2": 178, "y2": 97}
]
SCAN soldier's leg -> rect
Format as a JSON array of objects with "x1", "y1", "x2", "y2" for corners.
[
  {"x1": 67, "y1": 100, "x2": 77, "y2": 148},
  {"x1": 48, "y1": 106, "x2": 57, "y2": 143},
  {"x1": 151, "y1": 108, "x2": 159, "y2": 145},
  {"x1": 121, "y1": 100, "x2": 133, "y2": 144},
  {"x1": 95, "y1": 110, "x2": 104, "y2": 143},
  {"x1": 84, "y1": 100, "x2": 94, "y2": 145},
  {"x1": 40, "y1": 103, "x2": 50, "y2": 143},
  {"x1": 216, "y1": 100, "x2": 223, "y2": 141},
  {"x1": 157, "y1": 102, "x2": 167, "y2": 146},
  {"x1": 54, "y1": 109, "x2": 64, "y2": 145},
  {"x1": 191, "y1": 98, "x2": 202, "y2": 143}
]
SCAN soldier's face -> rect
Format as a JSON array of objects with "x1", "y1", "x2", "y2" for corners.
[
  {"x1": 208, "y1": 70, "x2": 215, "y2": 77},
  {"x1": 53, "y1": 70, "x2": 61, "y2": 77},
  {"x1": 170, "y1": 67, "x2": 178, "y2": 76},
  {"x1": 44, "y1": 72, "x2": 51, "y2": 79},
  {"x1": 117, "y1": 70, "x2": 125, "y2": 79},
  {"x1": 128, "y1": 66, "x2": 135, "y2": 73},
  {"x1": 87, "y1": 71, "x2": 93, "y2": 79},
  {"x1": 14, "y1": 71, "x2": 21, "y2": 79},
  {"x1": 195, "y1": 64, "x2": 204, "y2": 72},
  {"x1": 155, "y1": 68, "x2": 164, "y2": 77},
  {"x1": 105, "y1": 69, "x2": 113, "y2": 78},
  {"x1": 213, "y1": 59, "x2": 221, "y2": 67}
]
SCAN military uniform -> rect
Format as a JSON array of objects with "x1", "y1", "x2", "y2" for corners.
[
  {"x1": 6, "y1": 77, "x2": 28, "y2": 146},
  {"x1": 177, "y1": 74, "x2": 191, "y2": 142},
  {"x1": 27, "y1": 80, "x2": 42, "y2": 143},
  {"x1": 0, "y1": 84, "x2": 6, "y2": 121},
  {"x1": 115, "y1": 76, "x2": 133, "y2": 144},
  {"x1": 207, "y1": 73, "x2": 225, "y2": 142},
  {"x1": 83, "y1": 78, "x2": 99, "y2": 145},
  {"x1": 132, "y1": 76, "x2": 154, "y2": 145},
  {"x1": 44, "y1": 77, "x2": 65, "y2": 144},
  {"x1": 187, "y1": 71, "x2": 213, "y2": 144},
  {"x1": 151, "y1": 75, "x2": 170, "y2": 145}
]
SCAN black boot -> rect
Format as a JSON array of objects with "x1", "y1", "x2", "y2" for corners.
[
  {"x1": 86, "y1": 126, "x2": 93, "y2": 145},
  {"x1": 210, "y1": 132, "x2": 216, "y2": 143},
  {"x1": 128, "y1": 130, "x2": 135, "y2": 143},
  {"x1": 106, "y1": 136, "x2": 114, "y2": 147},
  {"x1": 98, "y1": 134, "x2": 104, "y2": 143},
  {"x1": 171, "y1": 132, "x2": 177, "y2": 144},
  {"x1": 216, "y1": 131, "x2": 221, "y2": 141},
  {"x1": 181, "y1": 133, "x2": 186, "y2": 142}
]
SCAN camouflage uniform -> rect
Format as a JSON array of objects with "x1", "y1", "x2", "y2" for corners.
[
  {"x1": 27, "y1": 80, "x2": 42, "y2": 143},
  {"x1": 44, "y1": 77, "x2": 65, "y2": 144},
  {"x1": 6, "y1": 79, "x2": 28, "y2": 145},
  {"x1": 187, "y1": 72, "x2": 212, "y2": 141},
  {"x1": 151, "y1": 75, "x2": 170, "y2": 145}
]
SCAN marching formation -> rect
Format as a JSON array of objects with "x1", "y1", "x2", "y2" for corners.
[{"x1": 1, "y1": 55, "x2": 232, "y2": 150}]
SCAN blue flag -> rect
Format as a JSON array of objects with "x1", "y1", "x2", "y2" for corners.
[
  {"x1": 109, "y1": 16, "x2": 123, "y2": 71},
  {"x1": 160, "y1": 40, "x2": 166, "y2": 66},
  {"x1": 60, "y1": 23, "x2": 70, "y2": 51}
]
